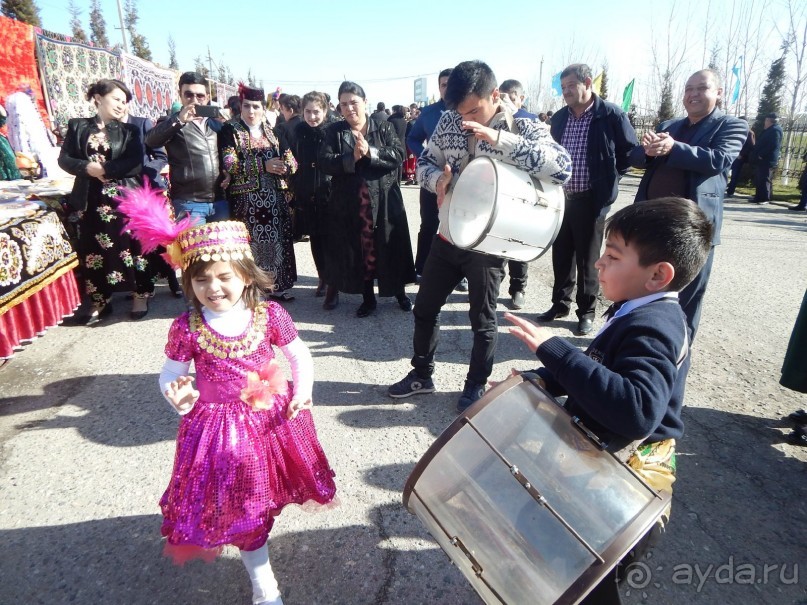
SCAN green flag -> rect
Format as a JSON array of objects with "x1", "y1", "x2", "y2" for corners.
[{"x1": 622, "y1": 79, "x2": 635, "y2": 112}]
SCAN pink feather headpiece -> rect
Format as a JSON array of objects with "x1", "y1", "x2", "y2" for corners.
[
  {"x1": 116, "y1": 182, "x2": 253, "y2": 270},
  {"x1": 116, "y1": 181, "x2": 196, "y2": 269}
]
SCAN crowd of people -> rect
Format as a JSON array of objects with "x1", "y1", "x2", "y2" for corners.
[{"x1": 4, "y1": 56, "x2": 806, "y2": 605}]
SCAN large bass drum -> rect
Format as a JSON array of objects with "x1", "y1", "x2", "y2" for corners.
[
  {"x1": 442, "y1": 157, "x2": 564, "y2": 262},
  {"x1": 403, "y1": 374, "x2": 671, "y2": 605}
]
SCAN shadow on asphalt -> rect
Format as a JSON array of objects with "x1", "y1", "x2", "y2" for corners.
[
  {"x1": 0, "y1": 373, "x2": 178, "y2": 446},
  {"x1": 0, "y1": 514, "x2": 251, "y2": 604},
  {"x1": 624, "y1": 405, "x2": 807, "y2": 603},
  {"x1": 0, "y1": 505, "x2": 478, "y2": 605}
]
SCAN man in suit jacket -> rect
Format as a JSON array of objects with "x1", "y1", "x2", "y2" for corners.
[
  {"x1": 630, "y1": 68, "x2": 747, "y2": 341},
  {"x1": 752, "y1": 112, "x2": 784, "y2": 204}
]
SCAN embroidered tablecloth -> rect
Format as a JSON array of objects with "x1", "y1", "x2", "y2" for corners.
[{"x1": 0, "y1": 208, "x2": 79, "y2": 359}]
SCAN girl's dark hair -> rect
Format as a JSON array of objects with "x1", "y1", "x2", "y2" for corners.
[
  {"x1": 86, "y1": 79, "x2": 132, "y2": 103},
  {"x1": 280, "y1": 94, "x2": 301, "y2": 114},
  {"x1": 302, "y1": 91, "x2": 328, "y2": 112},
  {"x1": 181, "y1": 256, "x2": 275, "y2": 313},
  {"x1": 337, "y1": 81, "x2": 366, "y2": 100}
]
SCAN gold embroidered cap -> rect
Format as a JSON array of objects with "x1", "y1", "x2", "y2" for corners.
[{"x1": 171, "y1": 221, "x2": 253, "y2": 269}]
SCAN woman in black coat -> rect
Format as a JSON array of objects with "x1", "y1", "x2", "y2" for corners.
[
  {"x1": 58, "y1": 79, "x2": 144, "y2": 325},
  {"x1": 319, "y1": 81, "x2": 415, "y2": 317},
  {"x1": 291, "y1": 91, "x2": 336, "y2": 306}
]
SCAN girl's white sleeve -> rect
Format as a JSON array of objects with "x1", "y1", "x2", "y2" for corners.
[
  {"x1": 159, "y1": 358, "x2": 192, "y2": 413},
  {"x1": 279, "y1": 337, "x2": 313, "y2": 402}
]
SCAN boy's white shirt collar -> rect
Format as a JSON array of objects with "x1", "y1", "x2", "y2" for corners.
[{"x1": 596, "y1": 291, "x2": 679, "y2": 337}]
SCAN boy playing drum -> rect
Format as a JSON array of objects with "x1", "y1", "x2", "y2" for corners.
[{"x1": 505, "y1": 197, "x2": 713, "y2": 604}]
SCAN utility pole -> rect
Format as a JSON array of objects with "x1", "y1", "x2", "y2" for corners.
[
  {"x1": 207, "y1": 47, "x2": 215, "y2": 100},
  {"x1": 116, "y1": 0, "x2": 129, "y2": 53},
  {"x1": 539, "y1": 56, "x2": 544, "y2": 90}
]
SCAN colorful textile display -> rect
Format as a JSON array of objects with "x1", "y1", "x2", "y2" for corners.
[
  {"x1": 0, "y1": 16, "x2": 49, "y2": 129},
  {"x1": 34, "y1": 33, "x2": 121, "y2": 131},
  {"x1": 119, "y1": 52, "x2": 176, "y2": 123},
  {"x1": 214, "y1": 81, "x2": 237, "y2": 105},
  {"x1": 0, "y1": 207, "x2": 77, "y2": 314}
]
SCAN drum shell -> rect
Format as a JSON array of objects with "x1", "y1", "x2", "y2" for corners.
[
  {"x1": 403, "y1": 375, "x2": 671, "y2": 605},
  {"x1": 444, "y1": 157, "x2": 564, "y2": 262}
]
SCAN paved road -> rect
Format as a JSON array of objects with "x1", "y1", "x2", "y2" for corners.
[{"x1": 1, "y1": 176, "x2": 806, "y2": 604}]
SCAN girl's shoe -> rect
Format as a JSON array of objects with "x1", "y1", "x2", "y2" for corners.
[
  {"x1": 356, "y1": 299, "x2": 377, "y2": 317},
  {"x1": 314, "y1": 279, "x2": 326, "y2": 297},
  {"x1": 323, "y1": 287, "x2": 339, "y2": 310},
  {"x1": 269, "y1": 290, "x2": 295, "y2": 302},
  {"x1": 85, "y1": 303, "x2": 113, "y2": 326},
  {"x1": 130, "y1": 293, "x2": 150, "y2": 320}
]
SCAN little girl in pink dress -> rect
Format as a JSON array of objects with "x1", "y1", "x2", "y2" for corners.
[{"x1": 118, "y1": 193, "x2": 336, "y2": 605}]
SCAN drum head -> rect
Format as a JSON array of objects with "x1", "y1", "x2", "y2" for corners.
[{"x1": 447, "y1": 157, "x2": 496, "y2": 248}]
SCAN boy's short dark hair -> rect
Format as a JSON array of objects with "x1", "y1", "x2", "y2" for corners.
[
  {"x1": 606, "y1": 198, "x2": 713, "y2": 291},
  {"x1": 444, "y1": 60, "x2": 497, "y2": 110},
  {"x1": 178, "y1": 71, "x2": 207, "y2": 89}
]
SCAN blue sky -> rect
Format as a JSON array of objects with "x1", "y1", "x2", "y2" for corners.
[{"x1": 34, "y1": 0, "x2": 794, "y2": 115}]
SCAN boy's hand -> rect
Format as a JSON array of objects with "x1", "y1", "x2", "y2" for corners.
[
  {"x1": 504, "y1": 312, "x2": 552, "y2": 353},
  {"x1": 164, "y1": 375, "x2": 199, "y2": 415},
  {"x1": 287, "y1": 397, "x2": 313, "y2": 420}
]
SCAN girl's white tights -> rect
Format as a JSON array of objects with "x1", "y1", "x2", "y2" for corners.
[{"x1": 239, "y1": 543, "x2": 283, "y2": 605}]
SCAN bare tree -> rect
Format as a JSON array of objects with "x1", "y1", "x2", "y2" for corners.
[
  {"x1": 648, "y1": 4, "x2": 691, "y2": 119},
  {"x1": 780, "y1": 0, "x2": 807, "y2": 183}
]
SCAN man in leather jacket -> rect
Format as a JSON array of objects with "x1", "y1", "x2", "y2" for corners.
[{"x1": 146, "y1": 72, "x2": 228, "y2": 223}]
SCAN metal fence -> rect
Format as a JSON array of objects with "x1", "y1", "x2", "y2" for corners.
[{"x1": 628, "y1": 115, "x2": 807, "y2": 185}]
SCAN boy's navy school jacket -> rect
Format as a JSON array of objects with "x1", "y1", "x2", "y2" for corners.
[{"x1": 535, "y1": 297, "x2": 689, "y2": 450}]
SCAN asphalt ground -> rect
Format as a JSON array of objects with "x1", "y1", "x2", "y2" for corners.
[{"x1": 1, "y1": 175, "x2": 806, "y2": 604}]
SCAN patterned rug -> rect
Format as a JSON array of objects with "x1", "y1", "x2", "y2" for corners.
[
  {"x1": 214, "y1": 81, "x2": 238, "y2": 105},
  {"x1": 0, "y1": 16, "x2": 49, "y2": 130},
  {"x1": 120, "y1": 52, "x2": 177, "y2": 123},
  {"x1": 34, "y1": 33, "x2": 121, "y2": 131}
]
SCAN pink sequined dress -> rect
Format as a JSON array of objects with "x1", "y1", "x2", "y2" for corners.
[{"x1": 160, "y1": 301, "x2": 336, "y2": 558}]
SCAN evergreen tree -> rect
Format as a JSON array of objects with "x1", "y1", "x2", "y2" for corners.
[
  {"x1": 247, "y1": 69, "x2": 256, "y2": 87},
  {"x1": 124, "y1": 0, "x2": 152, "y2": 61},
  {"x1": 657, "y1": 70, "x2": 675, "y2": 124},
  {"x1": 753, "y1": 55, "x2": 786, "y2": 135},
  {"x1": 168, "y1": 35, "x2": 178, "y2": 70},
  {"x1": 193, "y1": 56, "x2": 210, "y2": 79},
  {"x1": 2, "y1": 0, "x2": 41, "y2": 26},
  {"x1": 89, "y1": 0, "x2": 109, "y2": 48},
  {"x1": 599, "y1": 66, "x2": 609, "y2": 101},
  {"x1": 68, "y1": 0, "x2": 88, "y2": 43}
]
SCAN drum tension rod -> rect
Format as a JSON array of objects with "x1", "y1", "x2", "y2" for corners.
[{"x1": 450, "y1": 536, "x2": 484, "y2": 578}]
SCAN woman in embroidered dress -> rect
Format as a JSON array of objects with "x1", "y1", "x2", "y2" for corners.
[
  {"x1": 319, "y1": 81, "x2": 416, "y2": 317},
  {"x1": 58, "y1": 79, "x2": 148, "y2": 325},
  {"x1": 220, "y1": 85, "x2": 298, "y2": 301},
  {"x1": 115, "y1": 197, "x2": 336, "y2": 604}
]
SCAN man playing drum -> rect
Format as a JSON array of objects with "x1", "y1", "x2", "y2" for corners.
[
  {"x1": 505, "y1": 198, "x2": 713, "y2": 604},
  {"x1": 388, "y1": 60, "x2": 571, "y2": 412}
]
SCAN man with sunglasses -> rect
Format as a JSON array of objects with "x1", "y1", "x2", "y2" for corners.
[{"x1": 146, "y1": 71, "x2": 229, "y2": 224}]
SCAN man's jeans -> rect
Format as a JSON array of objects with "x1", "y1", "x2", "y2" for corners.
[{"x1": 171, "y1": 199, "x2": 230, "y2": 224}]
